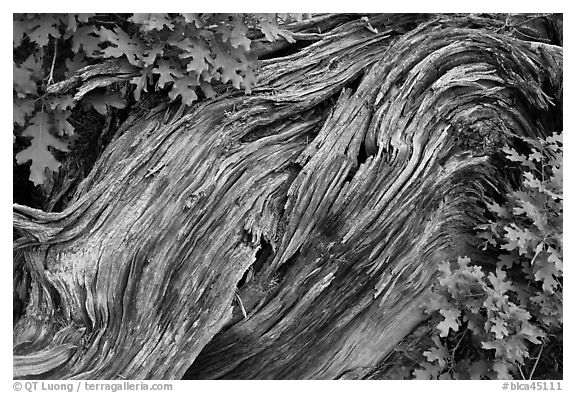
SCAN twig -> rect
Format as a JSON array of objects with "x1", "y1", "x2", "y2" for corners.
[
  {"x1": 48, "y1": 38, "x2": 58, "y2": 86},
  {"x1": 528, "y1": 344, "x2": 545, "y2": 380},
  {"x1": 517, "y1": 363, "x2": 526, "y2": 380},
  {"x1": 552, "y1": 288, "x2": 562, "y2": 302},
  {"x1": 554, "y1": 279, "x2": 563, "y2": 290},
  {"x1": 451, "y1": 330, "x2": 467, "y2": 356},
  {"x1": 529, "y1": 245, "x2": 543, "y2": 266},
  {"x1": 90, "y1": 19, "x2": 118, "y2": 25},
  {"x1": 495, "y1": 14, "x2": 511, "y2": 33}
]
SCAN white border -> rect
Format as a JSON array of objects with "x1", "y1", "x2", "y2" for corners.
[{"x1": 3, "y1": 5, "x2": 572, "y2": 391}]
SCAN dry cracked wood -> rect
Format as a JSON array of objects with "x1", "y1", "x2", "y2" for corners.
[{"x1": 13, "y1": 14, "x2": 562, "y2": 379}]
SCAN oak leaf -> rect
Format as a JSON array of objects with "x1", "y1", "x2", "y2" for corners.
[
  {"x1": 168, "y1": 75, "x2": 199, "y2": 106},
  {"x1": 15, "y1": 111, "x2": 69, "y2": 185}
]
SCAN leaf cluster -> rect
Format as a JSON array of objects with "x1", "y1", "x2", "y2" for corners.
[
  {"x1": 13, "y1": 13, "x2": 302, "y2": 185},
  {"x1": 414, "y1": 133, "x2": 563, "y2": 380}
]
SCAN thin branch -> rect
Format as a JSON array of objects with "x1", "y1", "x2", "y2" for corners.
[
  {"x1": 90, "y1": 19, "x2": 119, "y2": 25},
  {"x1": 517, "y1": 363, "x2": 526, "y2": 380},
  {"x1": 529, "y1": 344, "x2": 545, "y2": 380},
  {"x1": 451, "y1": 330, "x2": 467, "y2": 357},
  {"x1": 48, "y1": 38, "x2": 58, "y2": 86}
]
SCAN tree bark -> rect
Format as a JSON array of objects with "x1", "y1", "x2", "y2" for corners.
[{"x1": 13, "y1": 13, "x2": 562, "y2": 380}]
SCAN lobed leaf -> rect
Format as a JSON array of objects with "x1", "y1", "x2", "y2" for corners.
[
  {"x1": 129, "y1": 13, "x2": 174, "y2": 32},
  {"x1": 423, "y1": 336, "x2": 450, "y2": 368},
  {"x1": 26, "y1": 14, "x2": 61, "y2": 47},
  {"x1": 413, "y1": 362, "x2": 442, "y2": 380},
  {"x1": 168, "y1": 75, "x2": 199, "y2": 107},
  {"x1": 259, "y1": 18, "x2": 296, "y2": 43},
  {"x1": 65, "y1": 53, "x2": 88, "y2": 78},
  {"x1": 97, "y1": 26, "x2": 145, "y2": 66},
  {"x1": 153, "y1": 59, "x2": 185, "y2": 89},
  {"x1": 15, "y1": 110, "x2": 69, "y2": 185},
  {"x1": 65, "y1": 25, "x2": 101, "y2": 57},
  {"x1": 437, "y1": 308, "x2": 460, "y2": 337},
  {"x1": 52, "y1": 110, "x2": 75, "y2": 136},
  {"x1": 177, "y1": 38, "x2": 213, "y2": 80},
  {"x1": 13, "y1": 99, "x2": 35, "y2": 126}
]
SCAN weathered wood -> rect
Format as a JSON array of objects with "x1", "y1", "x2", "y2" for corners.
[
  {"x1": 13, "y1": 14, "x2": 562, "y2": 380},
  {"x1": 45, "y1": 58, "x2": 139, "y2": 101}
]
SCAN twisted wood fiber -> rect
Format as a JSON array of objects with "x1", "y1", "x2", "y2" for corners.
[{"x1": 14, "y1": 14, "x2": 562, "y2": 379}]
